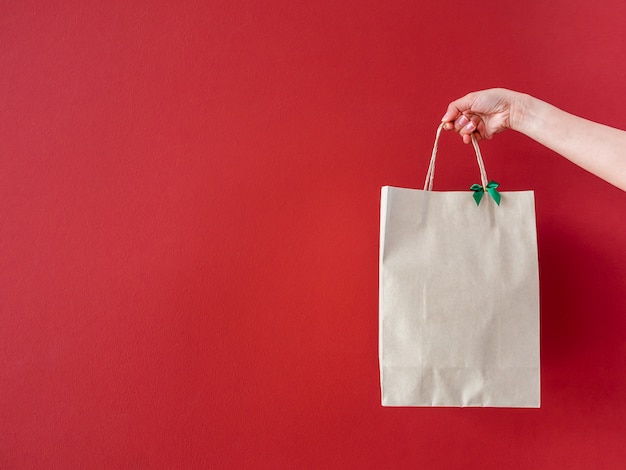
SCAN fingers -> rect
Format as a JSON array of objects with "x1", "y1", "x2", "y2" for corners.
[
  {"x1": 461, "y1": 121, "x2": 479, "y2": 144},
  {"x1": 441, "y1": 113, "x2": 474, "y2": 131},
  {"x1": 441, "y1": 106, "x2": 462, "y2": 128},
  {"x1": 441, "y1": 92, "x2": 476, "y2": 123},
  {"x1": 454, "y1": 114, "x2": 476, "y2": 133},
  {"x1": 441, "y1": 93, "x2": 481, "y2": 142},
  {"x1": 442, "y1": 112, "x2": 481, "y2": 143}
]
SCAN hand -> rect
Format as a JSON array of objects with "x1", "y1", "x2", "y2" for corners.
[{"x1": 441, "y1": 88, "x2": 526, "y2": 144}]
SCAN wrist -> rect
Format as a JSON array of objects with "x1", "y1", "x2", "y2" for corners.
[
  {"x1": 510, "y1": 92, "x2": 546, "y2": 137},
  {"x1": 509, "y1": 92, "x2": 531, "y2": 133}
]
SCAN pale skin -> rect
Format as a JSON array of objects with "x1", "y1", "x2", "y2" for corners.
[{"x1": 441, "y1": 88, "x2": 626, "y2": 191}]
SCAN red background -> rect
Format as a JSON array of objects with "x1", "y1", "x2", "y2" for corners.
[{"x1": 2, "y1": 1, "x2": 626, "y2": 468}]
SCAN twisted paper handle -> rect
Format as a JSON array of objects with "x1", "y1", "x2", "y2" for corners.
[{"x1": 423, "y1": 123, "x2": 500, "y2": 205}]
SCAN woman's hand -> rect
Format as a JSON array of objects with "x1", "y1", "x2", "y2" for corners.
[{"x1": 441, "y1": 88, "x2": 527, "y2": 144}]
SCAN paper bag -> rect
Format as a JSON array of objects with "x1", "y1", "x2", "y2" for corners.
[{"x1": 379, "y1": 124, "x2": 540, "y2": 407}]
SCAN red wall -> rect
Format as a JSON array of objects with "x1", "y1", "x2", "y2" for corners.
[{"x1": 2, "y1": 1, "x2": 626, "y2": 468}]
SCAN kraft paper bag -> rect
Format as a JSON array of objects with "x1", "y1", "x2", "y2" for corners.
[{"x1": 379, "y1": 124, "x2": 540, "y2": 407}]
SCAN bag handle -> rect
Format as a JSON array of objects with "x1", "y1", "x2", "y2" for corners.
[{"x1": 423, "y1": 122, "x2": 489, "y2": 191}]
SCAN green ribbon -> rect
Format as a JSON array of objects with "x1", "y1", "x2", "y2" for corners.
[{"x1": 470, "y1": 181, "x2": 501, "y2": 206}]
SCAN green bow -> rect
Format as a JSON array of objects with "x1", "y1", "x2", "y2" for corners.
[{"x1": 470, "y1": 181, "x2": 501, "y2": 206}]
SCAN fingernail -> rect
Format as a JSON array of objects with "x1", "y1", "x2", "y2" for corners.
[
  {"x1": 464, "y1": 122, "x2": 476, "y2": 132},
  {"x1": 458, "y1": 115, "x2": 469, "y2": 127}
]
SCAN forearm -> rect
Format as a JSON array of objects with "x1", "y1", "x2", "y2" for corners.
[{"x1": 514, "y1": 94, "x2": 626, "y2": 191}]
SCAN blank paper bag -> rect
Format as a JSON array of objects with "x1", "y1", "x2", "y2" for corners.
[{"x1": 379, "y1": 124, "x2": 540, "y2": 407}]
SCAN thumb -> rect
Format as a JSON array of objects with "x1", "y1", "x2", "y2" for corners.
[{"x1": 441, "y1": 93, "x2": 478, "y2": 122}]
